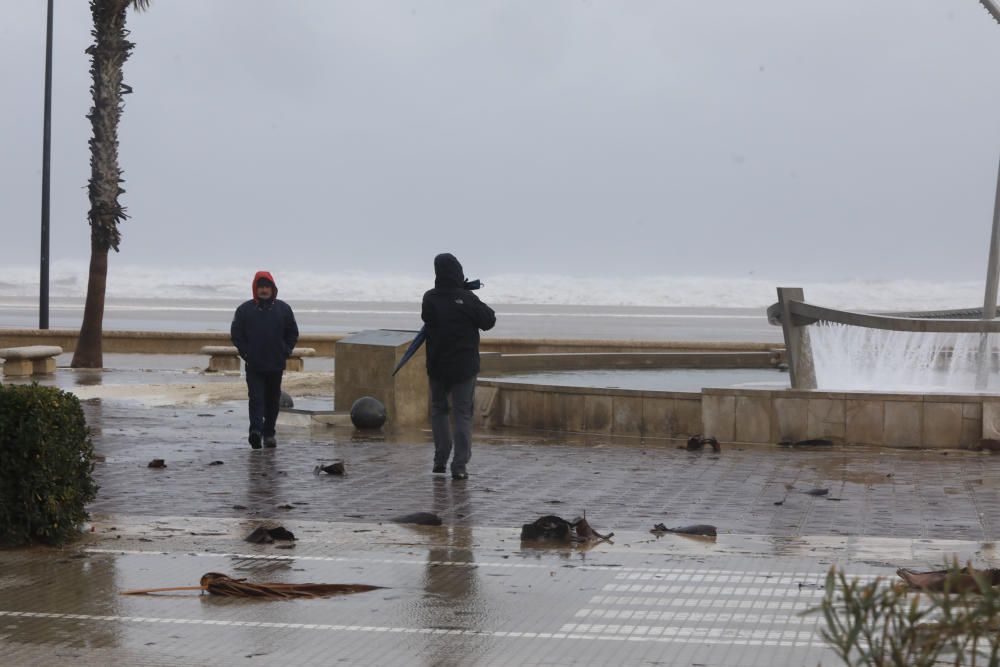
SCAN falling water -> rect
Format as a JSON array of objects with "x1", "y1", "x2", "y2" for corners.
[{"x1": 810, "y1": 323, "x2": 998, "y2": 393}]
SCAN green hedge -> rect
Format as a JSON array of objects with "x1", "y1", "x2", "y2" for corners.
[{"x1": 0, "y1": 384, "x2": 99, "y2": 545}]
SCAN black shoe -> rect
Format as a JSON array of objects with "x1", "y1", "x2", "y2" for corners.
[
  {"x1": 263, "y1": 435, "x2": 277, "y2": 448},
  {"x1": 452, "y1": 472, "x2": 468, "y2": 481},
  {"x1": 433, "y1": 465, "x2": 446, "y2": 474},
  {"x1": 248, "y1": 431, "x2": 262, "y2": 449}
]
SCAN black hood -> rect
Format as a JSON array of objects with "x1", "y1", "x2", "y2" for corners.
[{"x1": 434, "y1": 253, "x2": 465, "y2": 289}]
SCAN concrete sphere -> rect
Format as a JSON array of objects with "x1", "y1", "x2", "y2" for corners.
[
  {"x1": 279, "y1": 391, "x2": 294, "y2": 409},
  {"x1": 350, "y1": 396, "x2": 386, "y2": 429}
]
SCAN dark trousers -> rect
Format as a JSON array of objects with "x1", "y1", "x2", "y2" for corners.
[
  {"x1": 430, "y1": 375, "x2": 476, "y2": 474},
  {"x1": 246, "y1": 368, "x2": 283, "y2": 436}
]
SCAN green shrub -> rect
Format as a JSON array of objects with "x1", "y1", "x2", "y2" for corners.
[
  {"x1": 0, "y1": 384, "x2": 99, "y2": 545},
  {"x1": 813, "y1": 564, "x2": 1000, "y2": 666}
]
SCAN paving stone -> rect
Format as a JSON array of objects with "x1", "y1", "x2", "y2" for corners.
[{"x1": 4, "y1": 369, "x2": 1000, "y2": 665}]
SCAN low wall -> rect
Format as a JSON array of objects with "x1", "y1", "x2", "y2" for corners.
[
  {"x1": 10, "y1": 326, "x2": 987, "y2": 449},
  {"x1": 478, "y1": 380, "x2": 702, "y2": 438},
  {"x1": 479, "y1": 339, "x2": 780, "y2": 355},
  {"x1": 701, "y1": 387, "x2": 992, "y2": 449},
  {"x1": 0, "y1": 328, "x2": 783, "y2": 360},
  {"x1": 0, "y1": 328, "x2": 345, "y2": 356},
  {"x1": 478, "y1": 380, "x2": 997, "y2": 449},
  {"x1": 481, "y1": 351, "x2": 779, "y2": 374}
]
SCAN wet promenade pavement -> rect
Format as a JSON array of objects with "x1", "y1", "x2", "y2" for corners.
[{"x1": 4, "y1": 366, "x2": 1000, "y2": 665}]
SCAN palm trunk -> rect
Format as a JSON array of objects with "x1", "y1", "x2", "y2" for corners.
[
  {"x1": 72, "y1": 0, "x2": 135, "y2": 368},
  {"x1": 73, "y1": 240, "x2": 109, "y2": 368}
]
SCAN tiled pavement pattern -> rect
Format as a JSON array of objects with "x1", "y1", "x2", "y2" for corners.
[
  {"x1": 0, "y1": 516, "x2": 974, "y2": 667},
  {"x1": 81, "y1": 399, "x2": 1000, "y2": 540},
  {"x1": 3, "y1": 379, "x2": 1000, "y2": 665}
]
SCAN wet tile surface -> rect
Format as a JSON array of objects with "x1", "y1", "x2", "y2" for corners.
[
  {"x1": 77, "y1": 398, "x2": 1000, "y2": 542},
  {"x1": 5, "y1": 368, "x2": 1000, "y2": 665},
  {"x1": 0, "y1": 517, "x2": 945, "y2": 667}
]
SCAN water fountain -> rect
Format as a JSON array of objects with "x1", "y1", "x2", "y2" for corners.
[
  {"x1": 769, "y1": 152, "x2": 1000, "y2": 396},
  {"x1": 767, "y1": 290, "x2": 1000, "y2": 393},
  {"x1": 725, "y1": 156, "x2": 1000, "y2": 448},
  {"x1": 809, "y1": 324, "x2": 992, "y2": 394}
]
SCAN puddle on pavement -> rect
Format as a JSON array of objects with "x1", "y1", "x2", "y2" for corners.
[{"x1": 5, "y1": 515, "x2": 1000, "y2": 664}]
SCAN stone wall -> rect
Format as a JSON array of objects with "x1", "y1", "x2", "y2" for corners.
[
  {"x1": 477, "y1": 380, "x2": 702, "y2": 439},
  {"x1": 0, "y1": 328, "x2": 344, "y2": 356},
  {"x1": 479, "y1": 339, "x2": 781, "y2": 355},
  {"x1": 0, "y1": 328, "x2": 782, "y2": 359},
  {"x1": 480, "y1": 351, "x2": 779, "y2": 374},
  {"x1": 479, "y1": 381, "x2": 995, "y2": 449},
  {"x1": 701, "y1": 388, "x2": 987, "y2": 449}
]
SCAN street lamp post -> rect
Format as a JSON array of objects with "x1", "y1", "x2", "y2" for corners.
[
  {"x1": 39, "y1": 0, "x2": 53, "y2": 330},
  {"x1": 977, "y1": 156, "x2": 1000, "y2": 389},
  {"x1": 973, "y1": 1, "x2": 1000, "y2": 388}
]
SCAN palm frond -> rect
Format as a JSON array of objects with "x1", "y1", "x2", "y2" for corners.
[
  {"x1": 129, "y1": 0, "x2": 151, "y2": 11},
  {"x1": 121, "y1": 572, "x2": 385, "y2": 599},
  {"x1": 980, "y1": 0, "x2": 1000, "y2": 25}
]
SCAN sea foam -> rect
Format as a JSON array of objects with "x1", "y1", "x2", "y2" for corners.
[{"x1": 0, "y1": 262, "x2": 987, "y2": 311}]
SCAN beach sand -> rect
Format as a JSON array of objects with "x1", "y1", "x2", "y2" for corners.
[{"x1": 66, "y1": 371, "x2": 333, "y2": 406}]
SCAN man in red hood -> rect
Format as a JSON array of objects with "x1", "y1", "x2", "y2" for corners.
[{"x1": 230, "y1": 271, "x2": 299, "y2": 448}]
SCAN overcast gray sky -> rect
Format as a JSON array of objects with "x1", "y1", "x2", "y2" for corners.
[{"x1": 3, "y1": 0, "x2": 1000, "y2": 283}]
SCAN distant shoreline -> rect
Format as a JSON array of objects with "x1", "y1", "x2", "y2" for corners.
[{"x1": 0, "y1": 296, "x2": 781, "y2": 343}]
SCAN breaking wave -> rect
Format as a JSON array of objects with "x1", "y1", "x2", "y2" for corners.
[{"x1": 0, "y1": 262, "x2": 987, "y2": 311}]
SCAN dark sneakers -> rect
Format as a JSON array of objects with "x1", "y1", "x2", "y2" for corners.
[
  {"x1": 263, "y1": 435, "x2": 277, "y2": 448},
  {"x1": 433, "y1": 463, "x2": 466, "y2": 479},
  {"x1": 248, "y1": 431, "x2": 263, "y2": 449}
]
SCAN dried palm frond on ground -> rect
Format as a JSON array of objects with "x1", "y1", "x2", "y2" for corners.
[
  {"x1": 685, "y1": 435, "x2": 721, "y2": 452},
  {"x1": 121, "y1": 572, "x2": 384, "y2": 599},
  {"x1": 650, "y1": 523, "x2": 717, "y2": 537},
  {"x1": 520, "y1": 515, "x2": 613, "y2": 543},
  {"x1": 315, "y1": 461, "x2": 345, "y2": 475},
  {"x1": 390, "y1": 512, "x2": 442, "y2": 526},
  {"x1": 572, "y1": 516, "x2": 613, "y2": 541},
  {"x1": 244, "y1": 526, "x2": 295, "y2": 543},
  {"x1": 897, "y1": 565, "x2": 1000, "y2": 593}
]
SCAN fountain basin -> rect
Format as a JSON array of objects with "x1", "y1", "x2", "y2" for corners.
[
  {"x1": 481, "y1": 367, "x2": 788, "y2": 392},
  {"x1": 477, "y1": 380, "x2": 996, "y2": 449},
  {"x1": 700, "y1": 387, "x2": 993, "y2": 449}
]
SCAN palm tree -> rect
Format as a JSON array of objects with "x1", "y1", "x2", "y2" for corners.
[
  {"x1": 981, "y1": 0, "x2": 1000, "y2": 23},
  {"x1": 71, "y1": 0, "x2": 150, "y2": 368}
]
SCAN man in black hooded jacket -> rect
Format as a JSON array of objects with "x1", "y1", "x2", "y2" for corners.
[
  {"x1": 421, "y1": 253, "x2": 496, "y2": 480},
  {"x1": 231, "y1": 271, "x2": 299, "y2": 449}
]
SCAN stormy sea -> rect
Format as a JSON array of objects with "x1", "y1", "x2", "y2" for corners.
[{"x1": 0, "y1": 263, "x2": 988, "y2": 343}]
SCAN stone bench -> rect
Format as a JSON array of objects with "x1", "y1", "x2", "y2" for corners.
[
  {"x1": 0, "y1": 346, "x2": 63, "y2": 377},
  {"x1": 200, "y1": 346, "x2": 316, "y2": 372},
  {"x1": 285, "y1": 347, "x2": 316, "y2": 371}
]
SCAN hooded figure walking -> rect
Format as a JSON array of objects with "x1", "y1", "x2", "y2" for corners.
[
  {"x1": 231, "y1": 271, "x2": 299, "y2": 449},
  {"x1": 421, "y1": 254, "x2": 496, "y2": 480}
]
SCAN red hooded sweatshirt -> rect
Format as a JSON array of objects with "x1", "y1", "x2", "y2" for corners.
[
  {"x1": 252, "y1": 270, "x2": 278, "y2": 302},
  {"x1": 231, "y1": 271, "x2": 299, "y2": 371}
]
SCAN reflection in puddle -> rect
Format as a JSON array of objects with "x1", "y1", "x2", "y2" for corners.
[
  {"x1": 81, "y1": 397, "x2": 104, "y2": 437},
  {"x1": 246, "y1": 449, "x2": 282, "y2": 510},
  {"x1": 74, "y1": 370, "x2": 106, "y2": 386},
  {"x1": 1, "y1": 553, "x2": 122, "y2": 648},
  {"x1": 406, "y1": 480, "x2": 493, "y2": 663}
]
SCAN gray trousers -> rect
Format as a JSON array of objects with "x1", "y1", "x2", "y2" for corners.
[{"x1": 430, "y1": 375, "x2": 476, "y2": 474}]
